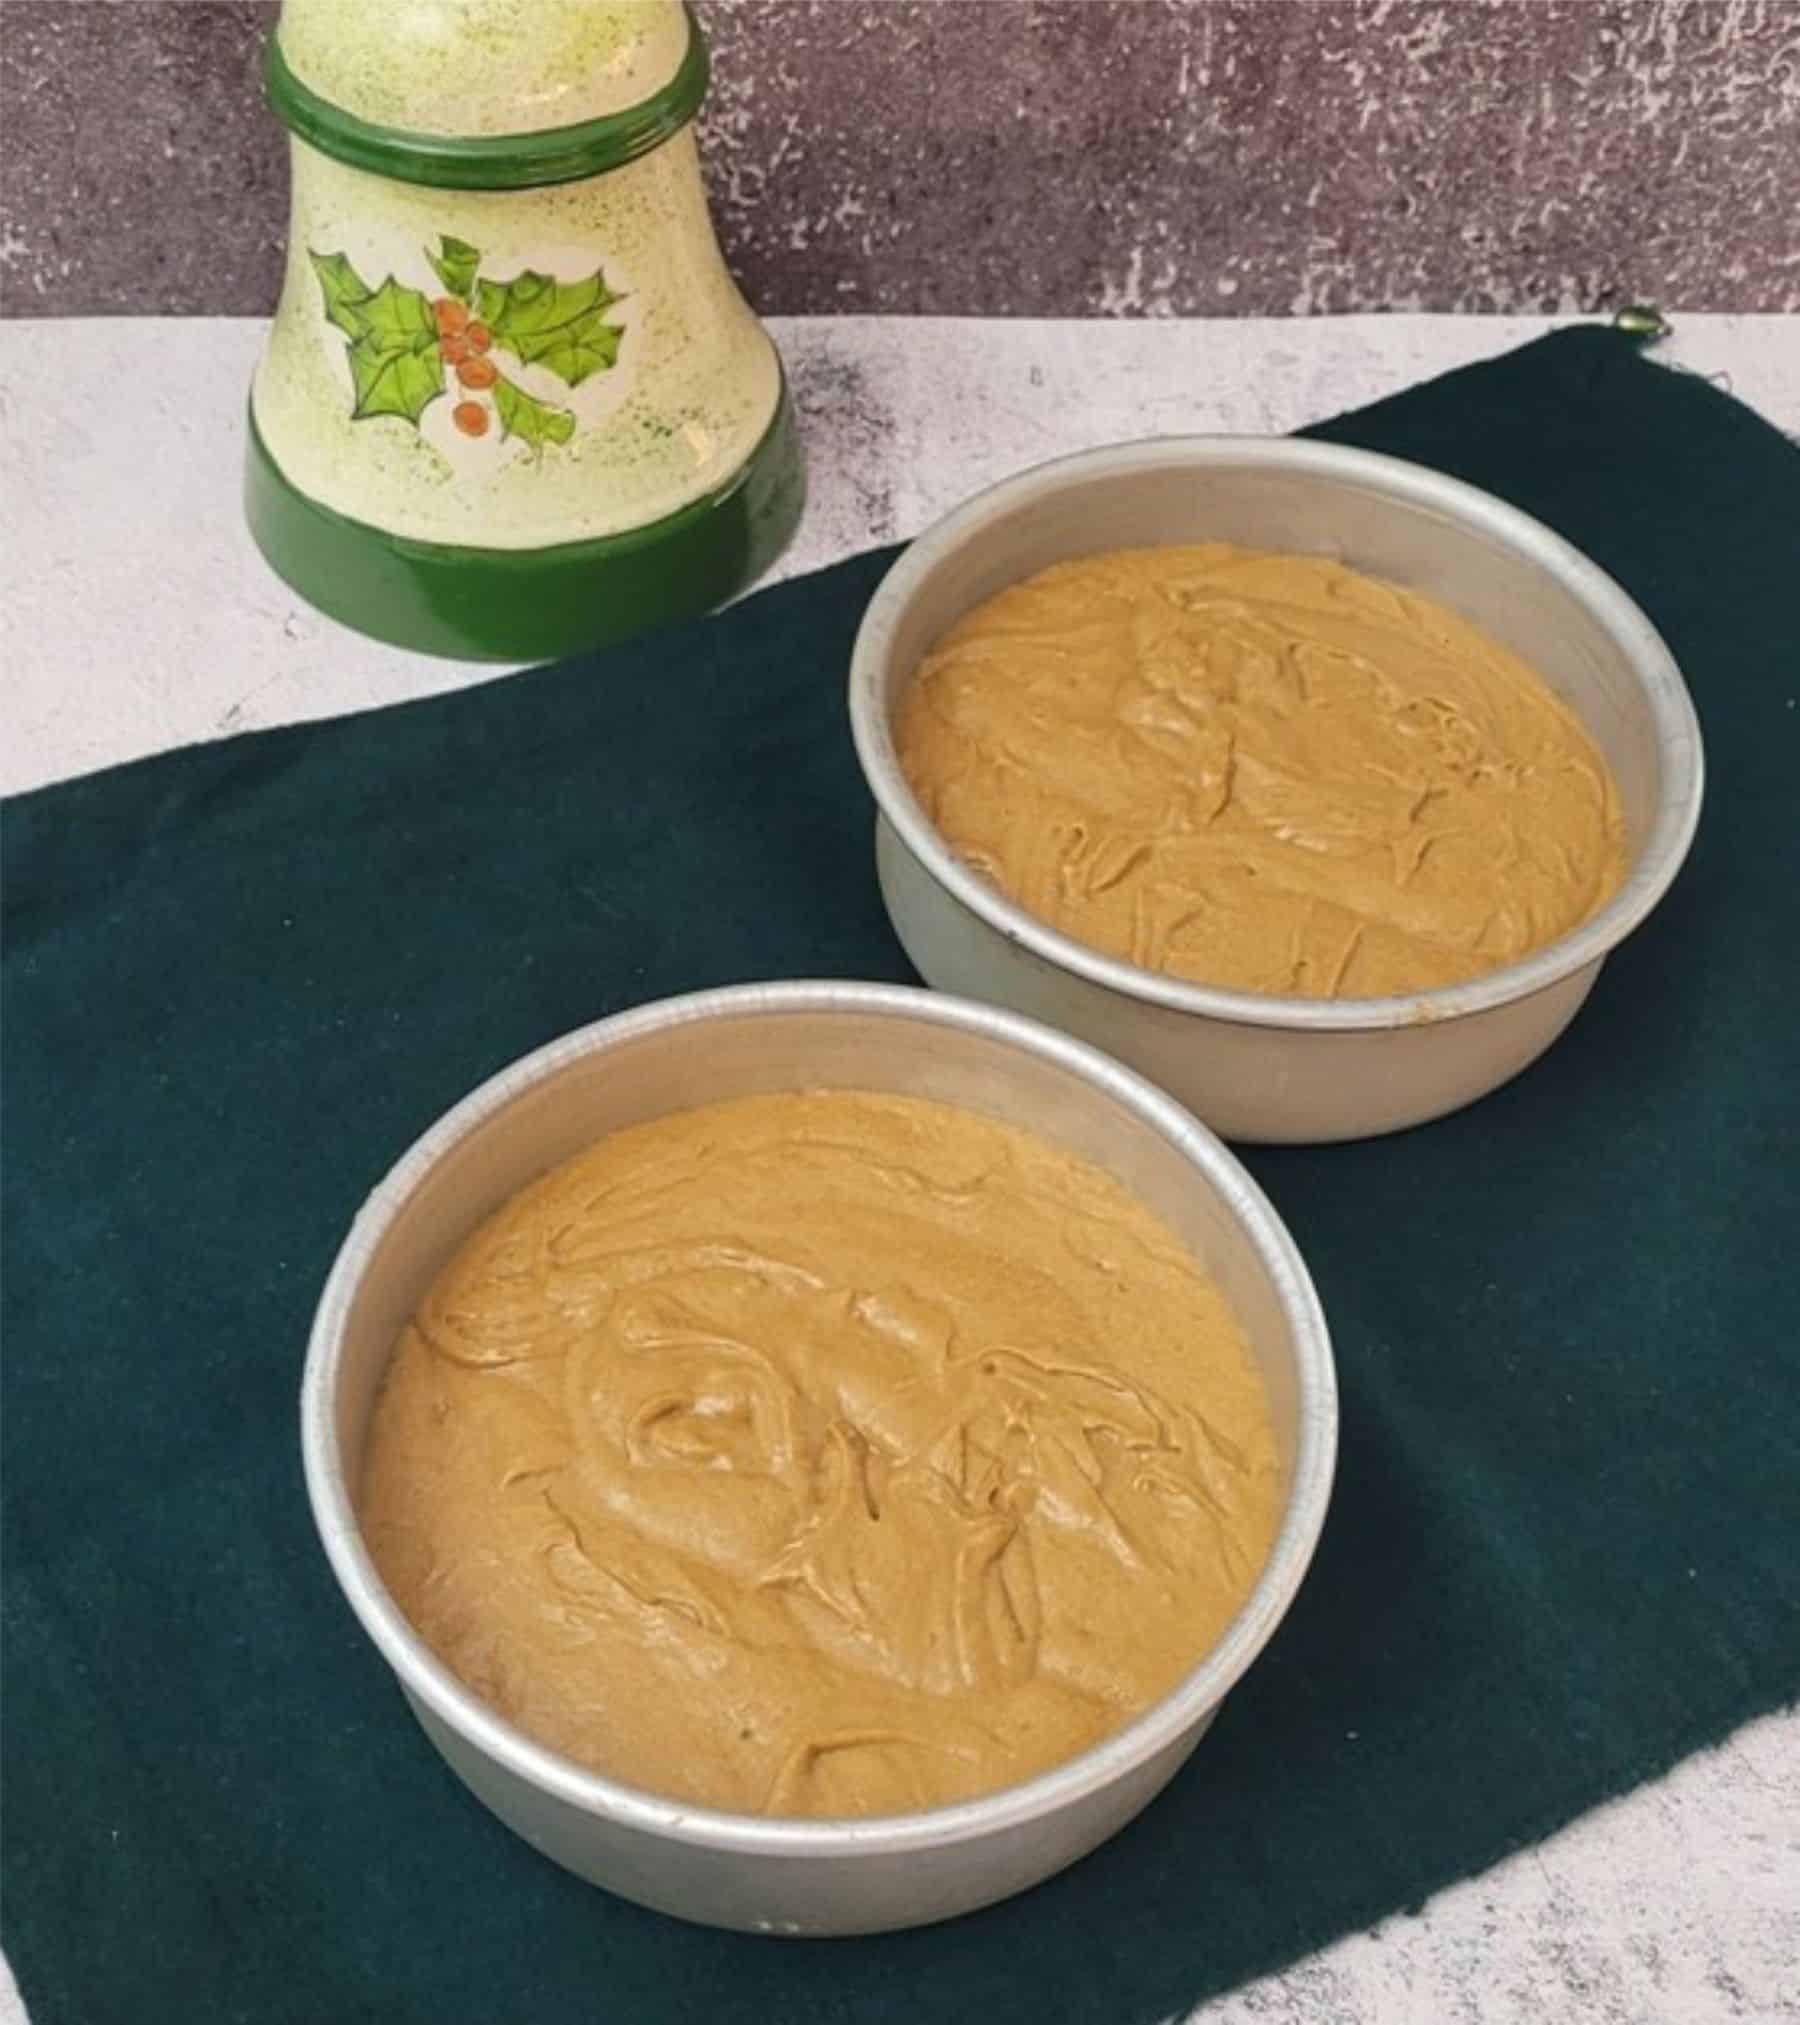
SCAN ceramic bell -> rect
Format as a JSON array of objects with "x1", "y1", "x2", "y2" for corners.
[{"x1": 246, "y1": 0, "x2": 802, "y2": 660}]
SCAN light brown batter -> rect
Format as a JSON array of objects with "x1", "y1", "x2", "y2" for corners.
[
  {"x1": 360, "y1": 1090, "x2": 1279, "y2": 1817},
  {"x1": 898, "y1": 544, "x2": 1626, "y2": 997}
]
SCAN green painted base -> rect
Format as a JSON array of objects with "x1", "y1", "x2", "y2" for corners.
[{"x1": 244, "y1": 387, "x2": 804, "y2": 662}]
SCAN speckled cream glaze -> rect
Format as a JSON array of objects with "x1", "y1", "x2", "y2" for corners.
[
  {"x1": 275, "y1": 0, "x2": 690, "y2": 138},
  {"x1": 251, "y1": 132, "x2": 781, "y2": 549}
]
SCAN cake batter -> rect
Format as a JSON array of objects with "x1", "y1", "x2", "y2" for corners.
[
  {"x1": 897, "y1": 544, "x2": 1626, "y2": 997},
  {"x1": 359, "y1": 1090, "x2": 1280, "y2": 1817}
]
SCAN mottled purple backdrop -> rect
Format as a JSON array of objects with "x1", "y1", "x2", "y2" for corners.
[{"x1": 3, "y1": 0, "x2": 1796, "y2": 319}]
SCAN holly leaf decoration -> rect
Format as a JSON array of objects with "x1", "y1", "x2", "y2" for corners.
[
  {"x1": 342, "y1": 276, "x2": 445, "y2": 425},
  {"x1": 493, "y1": 372, "x2": 576, "y2": 450},
  {"x1": 477, "y1": 267, "x2": 625, "y2": 387},
  {"x1": 427, "y1": 234, "x2": 481, "y2": 305},
  {"x1": 309, "y1": 249, "x2": 375, "y2": 340},
  {"x1": 348, "y1": 338, "x2": 445, "y2": 426},
  {"x1": 356, "y1": 275, "x2": 437, "y2": 353},
  {"x1": 309, "y1": 243, "x2": 599, "y2": 447}
]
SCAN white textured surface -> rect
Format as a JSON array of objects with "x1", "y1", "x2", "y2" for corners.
[
  {"x1": 1, "y1": 314, "x2": 1796, "y2": 2023},
  {"x1": 5, "y1": 313, "x2": 1800, "y2": 793}
]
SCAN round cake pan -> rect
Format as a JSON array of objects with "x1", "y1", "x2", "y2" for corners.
[
  {"x1": 302, "y1": 981, "x2": 1336, "y2": 1935},
  {"x1": 848, "y1": 437, "x2": 1704, "y2": 1143}
]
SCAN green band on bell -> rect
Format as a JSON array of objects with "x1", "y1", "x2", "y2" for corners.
[{"x1": 262, "y1": 3, "x2": 710, "y2": 191}]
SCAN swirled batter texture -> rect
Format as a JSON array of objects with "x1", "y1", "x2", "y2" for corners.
[
  {"x1": 360, "y1": 1091, "x2": 1279, "y2": 1817},
  {"x1": 898, "y1": 545, "x2": 1626, "y2": 997}
]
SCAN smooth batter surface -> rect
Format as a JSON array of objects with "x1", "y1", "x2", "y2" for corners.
[
  {"x1": 360, "y1": 1090, "x2": 1279, "y2": 1817},
  {"x1": 898, "y1": 544, "x2": 1626, "y2": 997}
]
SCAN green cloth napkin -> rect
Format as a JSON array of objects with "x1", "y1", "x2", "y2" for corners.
[{"x1": 4, "y1": 328, "x2": 1797, "y2": 2025}]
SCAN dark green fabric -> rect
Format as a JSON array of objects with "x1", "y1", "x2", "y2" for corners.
[{"x1": 4, "y1": 328, "x2": 1797, "y2": 2025}]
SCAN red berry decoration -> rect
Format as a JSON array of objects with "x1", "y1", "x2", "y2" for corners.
[
  {"x1": 433, "y1": 296, "x2": 469, "y2": 338},
  {"x1": 465, "y1": 321, "x2": 492, "y2": 354},
  {"x1": 452, "y1": 400, "x2": 489, "y2": 438},
  {"x1": 457, "y1": 354, "x2": 498, "y2": 391},
  {"x1": 439, "y1": 332, "x2": 470, "y2": 365}
]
